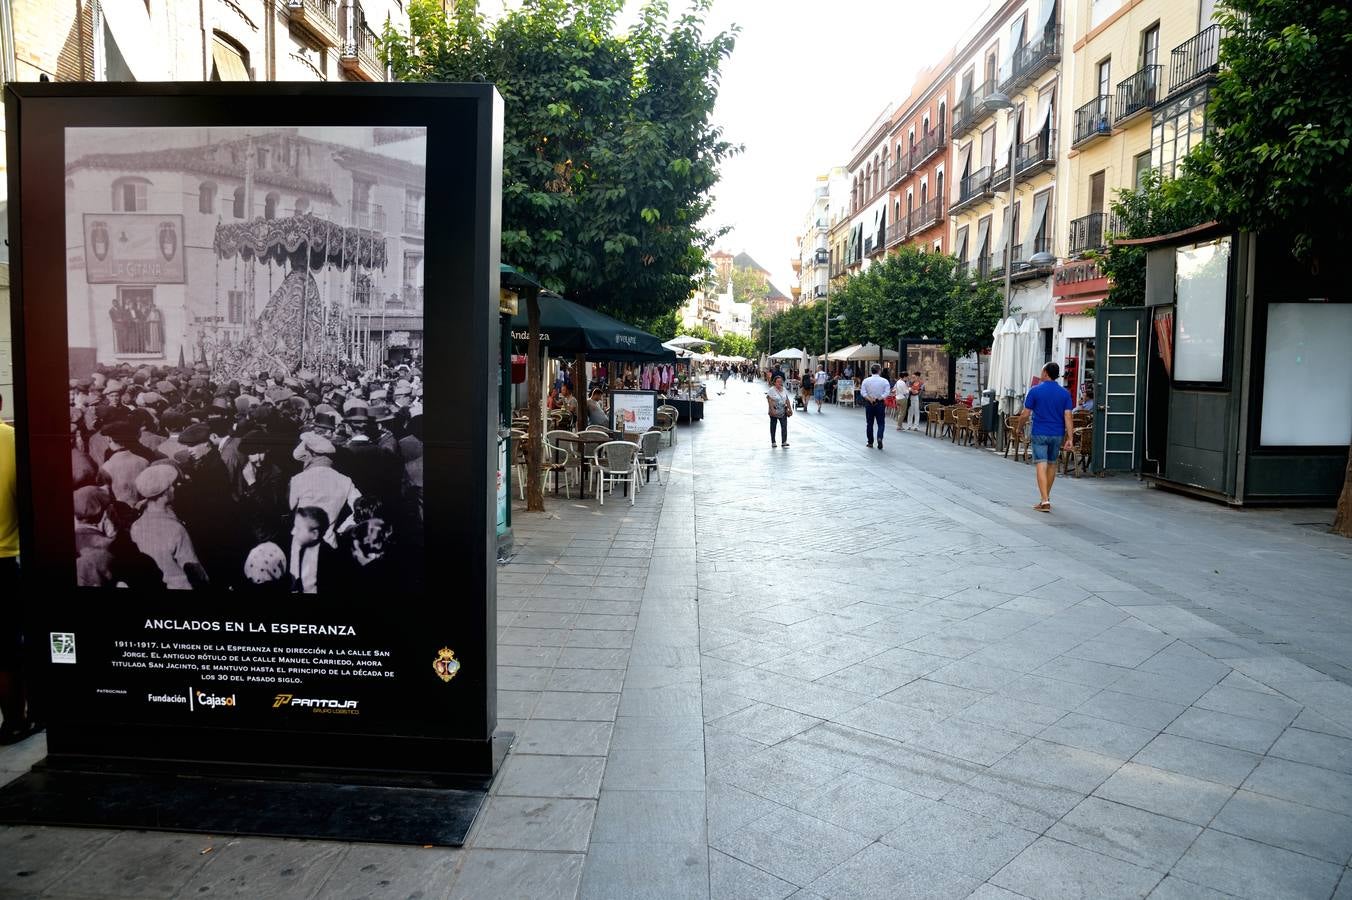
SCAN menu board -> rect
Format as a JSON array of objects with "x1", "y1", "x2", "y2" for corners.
[{"x1": 610, "y1": 390, "x2": 658, "y2": 434}]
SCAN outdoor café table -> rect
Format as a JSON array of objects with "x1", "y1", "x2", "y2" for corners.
[{"x1": 556, "y1": 432, "x2": 613, "y2": 497}]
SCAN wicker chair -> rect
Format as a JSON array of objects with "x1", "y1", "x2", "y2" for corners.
[
  {"x1": 638, "y1": 430, "x2": 663, "y2": 485},
  {"x1": 941, "y1": 406, "x2": 959, "y2": 441},
  {"x1": 1004, "y1": 415, "x2": 1030, "y2": 462},
  {"x1": 656, "y1": 405, "x2": 679, "y2": 447},
  {"x1": 924, "y1": 403, "x2": 943, "y2": 437},
  {"x1": 970, "y1": 409, "x2": 990, "y2": 448},
  {"x1": 953, "y1": 407, "x2": 974, "y2": 446}
]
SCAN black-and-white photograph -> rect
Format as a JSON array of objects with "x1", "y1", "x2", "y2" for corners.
[{"x1": 64, "y1": 125, "x2": 428, "y2": 591}]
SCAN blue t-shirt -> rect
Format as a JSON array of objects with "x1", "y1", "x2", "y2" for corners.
[{"x1": 1024, "y1": 380, "x2": 1073, "y2": 436}]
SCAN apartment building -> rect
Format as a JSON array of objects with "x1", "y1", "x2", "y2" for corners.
[
  {"x1": 881, "y1": 54, "x2": 954, "y2": 256},
  {"x1": 843, "y1": 105, "x2": 897, "y2": 276},
  {"x1": 0, "y1": 0, "x2": 409, "y2": 413},
  {"x1": 949, "y1": 0, "x2": 1064, "y2": 350},
  {"x1": 1053, "y1": 0, "x2": 1222, "y2": 395},
  {"x1": 793, "y1": 168, "x2": 846, "y2": 302}
]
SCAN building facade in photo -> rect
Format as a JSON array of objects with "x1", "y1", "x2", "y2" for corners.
[
  {"x1": 63, "y1": 126, "x2": 427, "y2": 375},
  {"x1": 882, "y1": 54, "x2": 953, "y2": 257}
]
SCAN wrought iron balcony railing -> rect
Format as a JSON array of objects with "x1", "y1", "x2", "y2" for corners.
[
  {"x1": 908, "y1": 197, "x2": 943, "y2": 234},
  {"x1": 1068, "y1": 212, "x2": 1113, "y2": 255},
  {"x1": 912, "y1": 129, "x2": 945, "y2": 167},
  {"x1": 1168, "y1": 24, "x2": 1223, "y2": 96},
  {"x1": 1073, "y1": 95, "x2": 1113, "y2": 146},
  {"x1": 951, "y1": 80, "x2": 995, "y2": 137},
  {"x1": 1115, "y1": 64, "x2": 1161, "y2": 123},
  {"x1": 951, "y1": 165, "x2": 993, "y2": 212},
  {"x1": 886, "y1": 221, "x2": 908, "y2": 247},
  {"x1": 1015, "y1": 129, "x2": 1056, "y2": 176},
  {"x1": 999, "y1": 26, "x2": 1062, "y2": 94}
]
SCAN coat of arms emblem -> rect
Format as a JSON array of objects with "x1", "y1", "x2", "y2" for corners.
[
  {"x1": 158, "y1": 221, "x2": 178, "y2": 261},
  {"x1": 433, "y1": 647, "x2": 460, "y2": 683}
]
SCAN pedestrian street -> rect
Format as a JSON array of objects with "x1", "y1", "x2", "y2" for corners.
[{"x1": 2, "y1": 377, "x2": 1351, "y2": 899}]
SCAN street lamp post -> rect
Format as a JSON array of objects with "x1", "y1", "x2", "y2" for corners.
[{"x1": 983, "y1": 91, "x2": 1019, "y2": 318}]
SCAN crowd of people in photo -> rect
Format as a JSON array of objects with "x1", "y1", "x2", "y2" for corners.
[{"x1": 67, "y1": 360, "x2": 426, "y2": 592}]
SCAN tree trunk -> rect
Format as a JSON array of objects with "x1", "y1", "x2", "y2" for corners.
[
  {"x1": 1334, "y1": 443, "x2": 1352, "y2": 538},
  {"x1": 525, "y1": 294, "x2": 545, "y2": 512}
]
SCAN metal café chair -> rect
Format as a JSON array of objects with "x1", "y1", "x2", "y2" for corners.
[
  {"x1": 592, "y1": 441, "x2": 640, "y2": 506},
  {"x1": 637, "y1": 430, "x2": 663, "y2": 485}
]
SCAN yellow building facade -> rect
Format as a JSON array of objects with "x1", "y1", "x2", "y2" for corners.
[{"x1": 1062, "y1": 0, "x2": 1216, "y2": 259}]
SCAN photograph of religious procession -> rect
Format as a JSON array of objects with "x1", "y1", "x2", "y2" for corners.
[{"x1": 64, "y1": 124, "x2": 428, "y2": 592}]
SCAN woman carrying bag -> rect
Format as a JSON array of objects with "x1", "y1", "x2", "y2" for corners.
[{"x1": 766, "y1": 374, "x2": 792, "y2": 448}]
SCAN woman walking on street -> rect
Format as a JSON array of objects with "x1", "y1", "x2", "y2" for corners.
[{"x1": 766, "y1": 374, "x2": 792, "y2": 448}]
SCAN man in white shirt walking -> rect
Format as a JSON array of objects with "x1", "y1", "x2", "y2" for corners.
[{"x1": 859, "y1": 365, "x2": 891, "y2": 449}]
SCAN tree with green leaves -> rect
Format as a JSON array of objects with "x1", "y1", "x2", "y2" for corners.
[
  {"x1": 1198, "y1": 0, "x2": 1351, "y2": 535},
  {"x1": 1097, "y1": 158, "x2": 1218, "y2": 306},
  {"x1": 382, "y1": 0, "x2": 737, "y2": 510}
]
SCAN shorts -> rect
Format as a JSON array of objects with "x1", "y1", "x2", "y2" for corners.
[
  {"x1": 813, "y1": 386, "x2": 825, "y2": 401},
  {"x1": 1030, "y1": 434, "x2": 1063, "y2": 462}
]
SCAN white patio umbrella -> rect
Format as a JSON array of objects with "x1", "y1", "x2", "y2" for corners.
[
  {"x1": 828, "y1": 343, "x2": 900, "y2": 362},
  {"x1": 769, "y1": 347, "x2": 806, "y2": 360},
  {"x1": 667, "y1": 334, "x2": 714, "y2": 349}
]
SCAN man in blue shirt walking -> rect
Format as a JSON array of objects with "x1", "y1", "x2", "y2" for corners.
[{"x1": 1018, "y1": 362, "x2": 1074, "y2": 512}]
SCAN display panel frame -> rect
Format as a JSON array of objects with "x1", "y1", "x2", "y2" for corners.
[{"x1": 5, "y1": 81, "x2": 503, "y2": 782}]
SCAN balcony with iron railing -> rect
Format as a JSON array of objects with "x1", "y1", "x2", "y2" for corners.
[
  {"x1": 403, "y1": 208, "x2": 424, "y2": 235},
  {"x1": 1073, "y1": 95, "x2": 1113, "y2": 147},
  {"x1": 352, "y1": 200, "x2": 386, "y2": 231},
  {"x1": 1115, "y1": 64, "x2": 1161, "y2": 124},
  {"x1": 951, "y1": 166, "x2": 994, "y2": 213},
  {"x1": 287, "y1": 0, "x2": 340, "y2": 47},
  {"x1": 908, "y1": 197, "x2": 943, "y2": 234},
  {"x1": 1015, "y1": 129, "x2": 1056, "y2": 177},
  {"x1": 1069, "y1": 212, "x2": 1114, "y2": 255},
  {"x1": 911, "y1": 129, "x2": 946, "y2": 168},
  {"x1": 1167, "y1": 24, "x2": 1223, "y2": 97},
  {"x1": 885, "y1": 157, "x2": 909, "y2": 189},
  {"x1": 1010, "y1": 238, "x2": 1056, "y2": 279},
  {"x1": 999, "y1": 26, "x2": 1062, "y2": 94},
  {"x1": 951, "y1": 79, "x2": 995, "y2": 137},
  {"x1": 340, "y1": 18, "x2": 384, "y2": 81},
  {"x1": 400, "y1": 284, "x2": 424, "y2": 308},
  {"x1": 885, "y1": 220, "x2": 908, "y2": 247},
  {"x1": 814, "y1": 248, "x2": 830, "y2": 267}
]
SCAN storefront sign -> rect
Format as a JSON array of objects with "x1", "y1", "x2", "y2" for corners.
[
  {"x1": 83, "y1": 214, "x2": 186, "y2": 284},
  {"x1": 1053, "y1": 258, "x2": 1110, "y2": 315},
  {"x1": 610, "y1": 389, "x2": 658, "y2": 434}
]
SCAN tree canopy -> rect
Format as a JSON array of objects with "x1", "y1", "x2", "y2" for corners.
[
  {"x1": 381, "y1": 0, "x2": 738, "y2": 321},
  {"x1": 759, "y1": 248, "x2": 1003, "y2": 358},
  {"x1": 1205, "y1": 0, "x2": 1352, "y2": 263}
]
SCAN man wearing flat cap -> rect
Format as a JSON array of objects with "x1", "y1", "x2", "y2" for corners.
[
  {"x1": 289, "y1": 430, "x2": 360, "y2": 542},
  {"x1": 173, "y1": 422, "x2": 239, "y2": 586},
  {"x1": 130, "y1": 464, "x2": 203, "y2": 589},
  {"x1": 99, "y1": 421, "x2": 156, "y2": 505}
]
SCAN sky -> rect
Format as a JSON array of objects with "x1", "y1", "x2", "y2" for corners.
[{"x1": 479, "y1": 0, "x2": 994, "y2": 296}]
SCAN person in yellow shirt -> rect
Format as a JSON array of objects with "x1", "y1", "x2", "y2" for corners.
[{"x1": 0, "y1": 393, "x2": 37, "y2": 744}]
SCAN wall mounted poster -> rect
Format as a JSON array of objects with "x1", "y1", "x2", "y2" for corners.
[
  {"x1": 610, "y1": 389, "x2": 657, "y2": 434},
  {"x1": 5, "y1": 83, "x2": 503, "y2": 786}
]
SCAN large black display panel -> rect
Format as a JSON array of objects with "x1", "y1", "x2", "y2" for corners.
[{"x1": 5, "y1": 82, "x2": 503, "y2": 783}]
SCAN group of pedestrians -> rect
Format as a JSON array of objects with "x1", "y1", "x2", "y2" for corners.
[{"x1": 759, "y1": 358, "x2": 1076, "y2": 513}]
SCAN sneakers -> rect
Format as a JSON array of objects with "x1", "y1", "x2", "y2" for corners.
[
  {"x1": 782, "y1": 443, "x2": 790, "y2": 448},
  {"x1": 877, "y1": 441, "x2": 883, "y2": 450},
  {"x1": 866, "y1": 442, "x2": 873, "y2": 448},
  {"x1": 771, "y1": 442, "x2": 777, "y2": 448}
]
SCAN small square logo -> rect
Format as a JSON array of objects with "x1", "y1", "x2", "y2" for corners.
[{"x1": 50, "y1": 633, "x2": 77, "y2": 664}]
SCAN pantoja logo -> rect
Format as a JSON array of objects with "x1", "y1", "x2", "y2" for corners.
[
  {"x1": 195, "y1": 690, "x2": 237, "y2": 708},
  {"x1": 273, "y1": 693, "x2": 359, "y2": 710}
]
